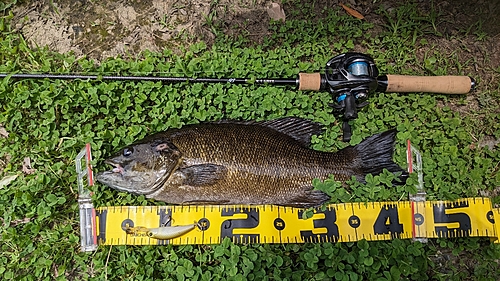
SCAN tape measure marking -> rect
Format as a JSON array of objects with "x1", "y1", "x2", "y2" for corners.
[{"x1": 95, "y1": 198, "x2": 500, "y2": 245}]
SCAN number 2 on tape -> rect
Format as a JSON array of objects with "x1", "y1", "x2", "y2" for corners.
[{"x1": 221, "y1": 207, "x2": 260, "y2": 243}]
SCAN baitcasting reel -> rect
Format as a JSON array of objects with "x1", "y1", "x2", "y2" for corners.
[{"x1": 324, "y1": 52, "x2": 379, "y2": 142}]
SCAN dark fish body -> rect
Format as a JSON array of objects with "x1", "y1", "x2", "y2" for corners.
[{"x1": 96, "y1": 118, "x2": 407, "y2": 207}]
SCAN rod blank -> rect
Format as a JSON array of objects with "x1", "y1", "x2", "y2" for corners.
[{"x1": 0, "y1": 73, "x2": 298, "y2": 86}]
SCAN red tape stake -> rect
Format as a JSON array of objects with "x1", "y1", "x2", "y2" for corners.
[
  {"x1": 85, "y1": 143, "x2": 94, "y2": 186},
  {"x1": 77, "y1": 143, "x2": 98, "y2": 251},
  {"x1": 85, "y1": 143, "x2": 97, "y2": 247}
]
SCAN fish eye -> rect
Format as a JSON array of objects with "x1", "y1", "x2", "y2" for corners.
[{"x1": 123, "y1": 147, "x2": 134, "y2": 157}]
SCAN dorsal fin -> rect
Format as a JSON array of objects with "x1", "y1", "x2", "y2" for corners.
[
  {"x1": 258, "y1": 117, "x2": 324, "y2": 147},
  {"x1": 214, "y1": 117, "x2": 324, "y2": 147}
]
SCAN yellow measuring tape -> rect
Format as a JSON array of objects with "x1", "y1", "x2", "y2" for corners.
[{"x1": 94, "y1": 198, "x2": 500, "y2": 245}]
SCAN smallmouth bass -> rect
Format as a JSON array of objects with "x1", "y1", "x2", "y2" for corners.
[{"x1": 96, "y1": 117, "x2": 407, "y2": 207}]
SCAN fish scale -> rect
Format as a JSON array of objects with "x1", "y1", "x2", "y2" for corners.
[{"x1": 167, "y1": 124, "x2": 336, "y2": 202}]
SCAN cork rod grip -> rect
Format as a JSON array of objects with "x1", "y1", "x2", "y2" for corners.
[
  {"x1": 385, "y1": 74, "x2": 473, "y2": 94},
  {"x1": 298, "y1": 73, "x2": 322, "y2": 91}
]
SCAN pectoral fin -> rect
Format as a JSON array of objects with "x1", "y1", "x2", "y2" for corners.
[{"x1": 179, "y1": 164, "x2": 228, "y2": 186}]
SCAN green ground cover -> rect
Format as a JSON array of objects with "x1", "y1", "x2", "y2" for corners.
[{"x1": 1, "y1": 1, "x2": 500, "y2": 280}]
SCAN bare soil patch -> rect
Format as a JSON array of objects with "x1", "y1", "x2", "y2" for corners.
[{"x1": 12, "y1": 0, "x2": 271, "y2": 61}]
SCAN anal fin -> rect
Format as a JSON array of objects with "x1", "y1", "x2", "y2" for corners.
[{"x1": 284, "y1": 188, "x2": 330, "y2": 208}]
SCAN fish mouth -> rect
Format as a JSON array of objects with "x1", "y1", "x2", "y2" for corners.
[{"x1": 104, "y1": 159, "x2": 124, "y2": 175}]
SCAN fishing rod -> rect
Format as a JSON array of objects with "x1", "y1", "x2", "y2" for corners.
[{"x1": 0, "y1": 52, "x2": 475, "y2": 141}]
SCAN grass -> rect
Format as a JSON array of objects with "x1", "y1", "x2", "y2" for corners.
[{"x1": 1, "y1": 1, "x2": 500, "y2": 280}]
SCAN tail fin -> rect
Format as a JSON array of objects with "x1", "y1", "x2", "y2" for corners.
[{"x1": 344, "y1": 130, "x2": 408, "y2": 184}]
